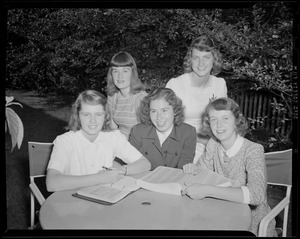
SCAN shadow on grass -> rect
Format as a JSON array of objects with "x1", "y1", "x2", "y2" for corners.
[{"x1": 5, "y1": 99, "x2": 70, "y2": 230}]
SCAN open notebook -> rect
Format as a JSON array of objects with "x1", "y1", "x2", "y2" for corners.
[
  {"x1": 73, "y1": 176, "x2": 140, "y2": 205},
  {"x1": 136, "y1": 166, "x2": 241, "y2": 196},
  {"x1": 73, "y1": 166, "x2": 240, "y2": 204}
]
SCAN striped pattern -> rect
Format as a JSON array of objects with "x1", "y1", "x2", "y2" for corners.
[{"x1": 107, "y1": 91, "x2": 147, "y2": 139}]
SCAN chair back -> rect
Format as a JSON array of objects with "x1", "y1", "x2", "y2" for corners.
[
  {"x1": 265, "y1": 149, "x2": 292, "y2": 185},
  {"x1": 266, "y1": 182, "x2": 292, "y2": 237},
  {"x1": 28, "y1": 142, "x2": 53, "y2": 177}
]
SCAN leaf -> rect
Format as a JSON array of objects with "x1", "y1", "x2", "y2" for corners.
[
  {"x1": 6, "y1": 96, "x2": 14, "y2": 105},
  {"x1": 6, "y1": 96, "x2": 23, "y2": 108},
  {"x1": 5, "y1": 107, "x2": 24, "y2": 152}
]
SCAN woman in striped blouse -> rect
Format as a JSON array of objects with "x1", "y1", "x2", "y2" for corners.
[{"x1": 106, "y1": 51, "x2": 148, "y2": 139}]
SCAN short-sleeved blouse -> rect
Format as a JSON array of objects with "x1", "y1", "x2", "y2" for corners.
[
  {"x1": 166, "y1": 73, "x2": 227, "y2": 133},
  {"x1": 47, "y1": 130, "x2": 142, "y2": 175}
]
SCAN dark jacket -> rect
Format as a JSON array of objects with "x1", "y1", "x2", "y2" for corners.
[{"x1": 129, "y1": 123, "x2": 197, "y2": 170}]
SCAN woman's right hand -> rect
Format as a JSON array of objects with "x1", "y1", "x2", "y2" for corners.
[
  {"x1": 183, "y1": 163, "x2": 199, "y2": 175},
  {"x1": 96, "y1": 170, "x2": 120, "y2": 184}
]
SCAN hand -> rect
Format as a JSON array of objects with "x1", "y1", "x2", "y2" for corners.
[
  {"x1": 181, "y1": 183, "x2": 210, "y2": 200},
  {"x1": 110, "y1": 166, "x2": 127, "y2": 176},
  {"x1": 183, "y1": 163, "x2": 199, "y2": 175},
  {"x1": 97, "y1": 170, "x2": 119, "y2": 184}
]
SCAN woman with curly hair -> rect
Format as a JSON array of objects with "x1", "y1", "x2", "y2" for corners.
[
  {"x1": 46, "y1": 90, "x2": 151, "y2": 192},
  {"x1": 129, "y1": 88, "x2": 197, "y2": 170},
  {"x1": 166, "y1": 35, "x2": 228, "y2": 163},
  {"x1": 182, "y1": 98, "x2": 276, "y2": 237},
  {"x1": 106, "y1": 51, "x2": 148, "y2": 140}
]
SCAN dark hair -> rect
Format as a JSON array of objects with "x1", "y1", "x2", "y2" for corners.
[
  {"x1": 139, "y1": 88, "x2": 185, "y2": 126},
  {"x1": 201, "y1": 97, "x2": 248, "y2": 140},
  {"x1": 66, "y1": 90, "x2": 111, "y2": 132},
  {"x1": 183, "y1": 35, "x2": 222, "y2": 75},
  {"x1": 106, "y1": 51, "x2": 146, "y2": 96}
]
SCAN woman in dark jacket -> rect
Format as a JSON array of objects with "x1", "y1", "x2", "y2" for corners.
[{"x1": 129, "y1": 88, "x2": 197, "y2": 170}]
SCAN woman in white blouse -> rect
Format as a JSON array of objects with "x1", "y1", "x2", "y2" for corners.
[
  {"x1": 166, "y1": 35, "x2": 227, "y2": 162},
  {"x1": 46, "y1": 90, "x2": 151, "y2": 192}
]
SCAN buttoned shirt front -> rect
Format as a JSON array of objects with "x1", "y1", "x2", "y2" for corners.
[{"x1": 129, "y1": 123, "x2": 197, "y2": 170}]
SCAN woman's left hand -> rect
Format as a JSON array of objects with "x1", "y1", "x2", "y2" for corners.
[
  {"x1": 182, "y1": 183, "x2": 210, "y2": 200},
  {"x1": 183, "y1": 163, "x2": 199, "y2": 175}
]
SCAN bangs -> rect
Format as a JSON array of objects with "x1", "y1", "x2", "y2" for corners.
[{"x1": 110, "y1": 52, "x2": 134, "y2": 67}]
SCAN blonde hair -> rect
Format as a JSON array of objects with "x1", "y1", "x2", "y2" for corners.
[
  {"x1": 183, "y1": 35, "x2": 223, "y2": 75},
  {"x1": 67, "y1": 90, "x2": 111, "y2": 132}
]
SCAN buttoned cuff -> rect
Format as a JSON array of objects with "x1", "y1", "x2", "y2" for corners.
[{"x1": 241, "y1": 186, "x2": 250, "y2": 204}]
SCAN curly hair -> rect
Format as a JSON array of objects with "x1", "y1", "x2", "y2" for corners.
[
  {"x1": 66, "y1": 90, "x2": 111, "y2": 132},
  {"x1": 138, "y1": 88, "x2": 185, "y2": 126},
  {"x1": 183, "y1": 35, "x2": 223, "y2": 75},
  {"x1": 106, "y1": 51, "x2": 146, "y2": 96},
  {"x1": 201, "y1": 97, "x2": 248, "y2": 140}
]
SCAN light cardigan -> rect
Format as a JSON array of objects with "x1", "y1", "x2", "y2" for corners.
[
  {"x1": 198, "y1": 137, "x2": 276, "y2": 237},
  {"x1": 219, "y1": 134, "x2": 250, "y2": 204}
]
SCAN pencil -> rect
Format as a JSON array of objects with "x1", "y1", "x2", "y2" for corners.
[{"x1": 102, "y1": 166, "x2": 112, "y2": 171}]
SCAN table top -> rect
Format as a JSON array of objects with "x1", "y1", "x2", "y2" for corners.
[{"x1": 39, "y1": 187, "x2": 251, "y2": 230}]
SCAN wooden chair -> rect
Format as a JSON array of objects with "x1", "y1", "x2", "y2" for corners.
[
  {"x1": 258, "y1": 182, "x2": 292, "y2": 237},
  {"x1": 28, "y1": 141, "x2": 53, "y2": 229}
]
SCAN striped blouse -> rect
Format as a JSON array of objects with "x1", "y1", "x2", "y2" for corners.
[{"x1": 107, "y1": 91, "x2": 148, "y2": 139}]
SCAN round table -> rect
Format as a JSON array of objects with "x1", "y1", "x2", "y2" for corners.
[{"x1": 39, "y1": 188, "x2": 251, "y2": 230}]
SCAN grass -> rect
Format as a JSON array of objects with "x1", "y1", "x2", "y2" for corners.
[{"x1": 4, "y1": 89, "x2": 294, "y2": 236}]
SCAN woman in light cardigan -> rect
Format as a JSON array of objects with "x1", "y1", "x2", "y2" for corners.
[{"x1": 182, "y1": 98, "x2": 276, "y2": 237}]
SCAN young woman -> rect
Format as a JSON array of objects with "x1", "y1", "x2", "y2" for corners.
[
  {"x1": 46, "y1": 90, "x2": 151, "y2": 192},
  {"x1": 106, "y1": 51, "x2": 148, "y2": 139},
  {"x1": 182, "y1": 97, "x2": 276, "y2": 237},
  {"x1": 166, "y1": 35, "x2": 227, "y2": 162},
  {"x1": 129, "y1": 88, "x2": 197, "y2": 170}
]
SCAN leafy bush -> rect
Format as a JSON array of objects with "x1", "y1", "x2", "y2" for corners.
[{"x1": 6, "y1": 4, "x2": 295, "y2": 140}]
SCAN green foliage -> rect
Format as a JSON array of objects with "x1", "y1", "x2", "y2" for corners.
[{"x1": 6, "y1": 4, "x2": 295, "y2": 138}]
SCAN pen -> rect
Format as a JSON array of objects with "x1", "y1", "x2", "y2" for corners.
[{"x1": 102, "y1": 166, "x2": 112, "y2": 171}]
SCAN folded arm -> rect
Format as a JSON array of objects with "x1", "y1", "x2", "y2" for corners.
[
  {"x1": 125, "y1": 155, "x2": 151, "y2": 175},
  {"x1": 46, "y1": 168, "x2": 120, "y2": 192},
  {"x1": 182, "y1": 184, "x2": 245, "y2": 203}
]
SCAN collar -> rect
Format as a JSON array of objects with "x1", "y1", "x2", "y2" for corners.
[
  {"x1": 221, "y1": 134, "x2": 244, "y2": 158},
  {"x1": 156, "y1": 125, "x2": 174, "y2": 146},
  {"x1": 79, "y1": 129, "x2": 104, "y2": 143}
]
